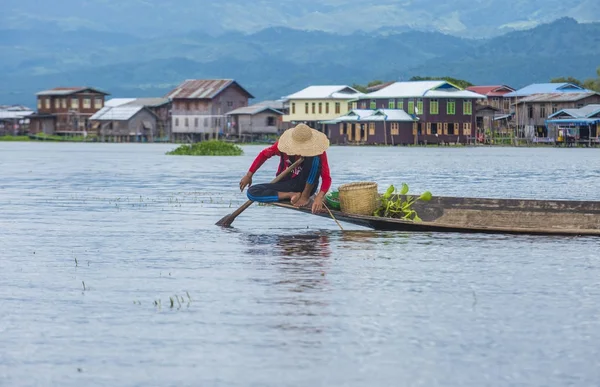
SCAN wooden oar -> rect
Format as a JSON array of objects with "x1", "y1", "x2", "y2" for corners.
[{"x1": 216, "y1": 157, "x2": 305, "y2": 227}]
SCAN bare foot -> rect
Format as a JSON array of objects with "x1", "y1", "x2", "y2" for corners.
[{"x1": 290, "y1": 193, "x2": 301, "y2": 204}]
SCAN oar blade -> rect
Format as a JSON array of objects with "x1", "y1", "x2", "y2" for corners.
[{"x1": 215, "y1": 213, "x2": 235, "y2": 227}]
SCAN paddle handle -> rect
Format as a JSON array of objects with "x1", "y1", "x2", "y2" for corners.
[{"x1": 222, "y1": 157, "x2": 305, "y2": 224}]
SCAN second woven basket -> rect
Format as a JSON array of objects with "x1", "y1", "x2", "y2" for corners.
[{"x1": 338, "y1": 181, "x2": 379, "y2": 216}]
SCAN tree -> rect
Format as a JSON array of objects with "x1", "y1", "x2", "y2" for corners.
[
  {"x1": 409, "y1": 76, "x2": 473, "y2": 89},
  {"x1": 550, "y1": 76, "x2": 583, "y2": 87},
  {"x1": 551, "y1": 66, "x2": 600, "y2": 92},
  {"x1": 367, "y1": 80, "x2": 384, "y2": 87},
  {"x1": 351, "y1": 83, "x2": 368, "y2": 93}
]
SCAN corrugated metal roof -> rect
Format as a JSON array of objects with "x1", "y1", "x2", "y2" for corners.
[
  {"x1": 548, "y1": 104, "x2": 600, "y2": 119},
  {"x1": 254, "y1": 99, "x2": 285, "y2": 110},
  {"x1": 105, "y1": 98, "x2": 136, "y2": 107},
  {"x1": 283, "y1": 85, "x2": 364, "y2": 100},
  {"x1": 124, "y1": 98, "x2": 170, "y2": 107},
  {"x1": 104, "y1": 98, "x2": 170, "y2": 108},
  {"x1": 322, "y1": 108, "x2": 416, "y2": 123},
  {"x1": 517, "y1": 92, "x2": 599, "y2": 103},
  {"x1": 90, "y1": 106, "x2": 144, "y2": 121},
  {"x1": 0, "y1": 111, "x2": 34, "y2": 119},
  {"x1": 367, "y1": 81, "x2": 485, "y2": 99},
  {"x1": 36, "y1": 87, "x2": 109, "y2": 96},
  {"x1": 504, "y1": 83, "x2": 587, "y2": 97},
  {"x1": 226, "y1": 105, "x2": 283, "y2": 116},
  {"x1": 164, "y1": 79, "x2": 253, "y2": 100},
  {"x1": 467, "y1": 85, "x2": 515, "y2": 97}
]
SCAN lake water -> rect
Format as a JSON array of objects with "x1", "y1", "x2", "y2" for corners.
[{"x1": 1, "y1": 142, "x2": 599, "y2": 387}]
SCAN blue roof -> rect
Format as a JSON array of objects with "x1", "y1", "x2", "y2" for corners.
[
  {"x1": 548, "y1": 104, "x2": 600, "y2": 119},
  {"x1": 546, "y1": 118, "x2": 600, "y2": 125},
  {"x1": 504, "y1": 83, "x2": 588, "y2": 98}
]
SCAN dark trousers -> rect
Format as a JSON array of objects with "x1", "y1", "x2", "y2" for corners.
[{"x1": 247, "y1": 156, "x2": 320, "y2": 203}]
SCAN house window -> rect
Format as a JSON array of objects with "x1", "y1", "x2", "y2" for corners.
[
  {"x1": 83, "y1": 98, "x2": 91, "y2": 109},
  {"x1": 540, "y1": 105, "x2": 546, "y2": 118},
  {"x1": 204, "y1": 118, "x2": 209, "y2": 127},
  {"x1": 391, "y1": 122, "x2": 399, "y2": 135},
  {"x1": 175, "y1": 118, "x2": 179, "y2": 126},
  {"x1": 417, "y1": 99, "x2": 423, "y2": 115},
  {"x1": 312, "y1": 103, "x2": 316, "y2": 114},
  {"x1": 388, "y1": 99, "x2": 395, "y2": 109},
  {"x1": 71, "y1": 97, "x2": 79, "y2": 109},
  {"x1": 318, "y1": 102, "x2": 322, "y2": 114},
  {"x1": 369, "y1": 122, "x2": 375, "y2": 135},
  {"x1": 462, "y1": 122, "x2": 472, "y2": 136},
  {"x1": 447, "y1": 100, "x2": 456, "y2": 115},
  {"x1": 195, "y1": 118, "x2": 199, "y2": 127},
  {"x1": 360, "y1": 102, "x2": 367, "y2": 109},
  {"x1": 430, "y1": 99, "x2": 439, "y2": 114},
  {"x1": 493, "y1": 97, "x2": 500, "y2": 108},
  {"x1": 528, "y1": 105, "x2": 533, "y2": 118},
  {"x1": 552, "y1": 104, "x2": 558, "y2": 114},
  {"x1": 336, "y1": 102, "x2": 341, "y2": 114},
  {"x1": 431, "y1": 123, "x2": 438, "y2": 135},
  {"x1": 351, "y1": 102, "x2": 357, "y2": 110},
  {"x1": 45, "y1": 98, "x2": 50, "y2": 109},
  {"x1": 292, "y1": 103, "x2": 296, "y2": 114},
  {"x1": 370, "y1": 100, "x2": 376, "y2": 110},
  {"x1": 227, "y1": 101, "x2": 233, "y2": 107},
  {"x1": 304, "y1": 103, "x2": 309, "y2": 114},
  {"x1": 463, "y1": 101, "x2": 472, "y2": 115},
  {"x1": 397, "y1": 99, "x2": 403, "y2": 110},
  {"x1": 326, "y1": 103, "x2": 330, "y2": 114},
  {"x1": 267, "y1": 116, "x2": 276, "y2": 126},
  {"x1": 54, "y1": 99, "x2": 60, "y2": 109},
  {"x1": 37, "y1": 99, "x2": 42, "y2": 109},
  {"x1": 503, "y1": 99, "x2": 509, "y2": 111},
  {"x1": 61, "y1": 99, "x2": 67, "y2": 109},
  {"x1": 408, "y1": 100, "x2": 414, "y2": 114}
]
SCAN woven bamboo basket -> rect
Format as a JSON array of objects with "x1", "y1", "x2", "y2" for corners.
[{"x1": 338, "y1": 182, "x2": 379, "y2": 216}]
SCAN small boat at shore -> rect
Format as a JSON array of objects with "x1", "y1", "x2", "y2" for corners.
[{"x1": 273, "y1": 196, "x2": 600, "y2": 236}]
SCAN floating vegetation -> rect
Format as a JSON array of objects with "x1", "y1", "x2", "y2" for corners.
[
  {"x1": 374, "y1": 183, "x2": 432, "y2": 222},
  {"x1": 166, "y1": 140, "x2": 243, "y2": 156},
  {"x1": 0, "y1": 135, "x2": 31, "y2": 141}
]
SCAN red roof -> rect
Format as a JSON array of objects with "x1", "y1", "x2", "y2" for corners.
[
  {"x1": 165, "y1": 79, "x2": 254, "y2": 100},
  {"x1": 467, "y1": 85, "x2": 515, "y2": 97}
]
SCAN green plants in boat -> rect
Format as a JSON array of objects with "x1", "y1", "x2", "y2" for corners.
[{"x1": 374, "y1": 183, "x2": 432, "y2": 221}]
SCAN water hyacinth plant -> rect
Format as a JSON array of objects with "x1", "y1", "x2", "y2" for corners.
[
  {"x1": 373, "y1": 183, "x2": 432, "y2": 222},
  {"x1": 166, "y1": 140, "x2": 243, "y2": 156}
]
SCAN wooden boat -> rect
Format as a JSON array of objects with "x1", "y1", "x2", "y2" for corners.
[{"x1": 272, "y1": 196, "x2": 600, "y2": 236}]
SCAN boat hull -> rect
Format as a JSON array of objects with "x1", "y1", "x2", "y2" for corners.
[{"x1": 272, "y1": 196, "x2": 600, "y2": 236}]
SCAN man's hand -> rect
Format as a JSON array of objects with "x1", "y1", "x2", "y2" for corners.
[
  {"x1": 311, "y1": 195, "x2": 325, "y2": 214},
  {"x1": 239, "y1": 172, "x2": 253, "y2": 192}
]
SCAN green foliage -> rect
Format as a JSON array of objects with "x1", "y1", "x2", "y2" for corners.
[
  {"x1": 374, "y1": 184, "x2": 432, "y2": 222},
  {"x1": 550, "y1": 76, "x2": 584, "y2": 87},
  {"x1": 0, "y1": 136, "x2": 31, "y2": 141},
  {"x1": 409, "y1": 76, "x2": 473, "y2": 89},
  {"x1": 351, "y1": 83, "x2": 369, "y2": 93},
  {"x1": 166, "y1": 140, "x2": 244, "y2": 156},
  {"x1": 551, "y1": 66, "x2": 600, "y2": 92},
  {"x1": 367, "y1": 80, "x2": 384, "y2": 87}
]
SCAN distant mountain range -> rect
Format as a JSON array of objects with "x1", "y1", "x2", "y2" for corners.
[
  {"x1": 2, "y1": 0, "x2": 599, "y2": 37},
  {"x1": 1, "y1": 17, "x2": 599, "y2": 107}
]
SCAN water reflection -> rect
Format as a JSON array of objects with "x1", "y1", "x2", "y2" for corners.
[{"x1": 244, "y1": 232, "x2": 333, "y2": 337}]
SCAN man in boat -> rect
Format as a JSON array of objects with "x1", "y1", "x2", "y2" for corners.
[{"x1": 239, "y1": 123, "x2": 331, "y2": 214}]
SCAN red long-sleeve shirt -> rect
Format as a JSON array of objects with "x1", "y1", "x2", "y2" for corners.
[{"x1": 248, "y1": 141, "x2": 332, "y2": 194}]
